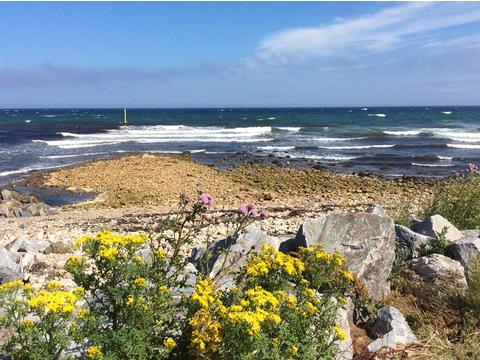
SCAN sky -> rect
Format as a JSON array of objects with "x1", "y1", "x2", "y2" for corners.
[{"x1": 1, "y1": 1, "x2": 480, "y2": 108}]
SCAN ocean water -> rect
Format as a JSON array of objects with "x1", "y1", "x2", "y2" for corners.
[{"x1": 1, "y1": 107, "x2": 480, "y2": 184}]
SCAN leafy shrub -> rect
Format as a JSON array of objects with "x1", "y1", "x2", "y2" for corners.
[
  {"x1": 390, "y1": 201, "x2": 413, "y2": 227},
  {"x1": 467, "y1": 255, "x2": 480, "y2": 314},
  {"x1": 422, "y1": 164, "x2": 480, "y2": 230},
  {"x1": 0, "y1": 192, "x2": 352, "y2": 359},
  {"x1": 418, "y1": 228, "x2": 449, "y2": 256}
]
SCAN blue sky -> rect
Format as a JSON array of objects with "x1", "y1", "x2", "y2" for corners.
[{"x1": 1, "y1": 1, "x2": 480, "y2": 107}]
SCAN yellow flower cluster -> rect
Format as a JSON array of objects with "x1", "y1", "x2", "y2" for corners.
[
  {"x1": 245, "y1": 245, "x2": 305, "y2": 277},
  {"x1": 163, "y1": 337, "x2": 177, "y2": 349},
  {"x1": 333, "y1": 325, "x2": 347, "y2": 341},
  {"x1": 300, "y1": 245, "x2": 344, "y2": 267},
  {"x1": 74, "y1": 231, "x2": 148, "y2": 261},
  {"x1": 134, "y1": 277, "x2": 148, "y2": 288},
  {"x1": 28, "y1": 288, "x2": 78, "y2": 315},
  {"x1": 0, "y1": 280, "x2": 24, "y2": 292},
  {"x1": 220, "y1": 286, "x2": 282, "y2": 336},
  {"x1": 189, "y1": 278, "x2": 223, "y2": 352},
  {"x1": 86, "y1": 345, "x2": 103, "y2": 359}
]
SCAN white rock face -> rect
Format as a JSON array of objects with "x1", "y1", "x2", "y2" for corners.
[
  {"x1": 395, "y1": 225, "x2": 434, "y2": 259},
  {"x1": 294, "y1": 213, "x2": 396, "y2": 301},
  {"x1": 411, "y1": 215, "x2": 462, "y2": 242},
  {"x1": 335, "y1": 298, "x2": 353, "y2": 360},
  {"x1": 367, "y1": 306, "x2": 417, "y2": 353},
  {"x1": 410, "y1": 254, "x2": 468, "y2": 289}
]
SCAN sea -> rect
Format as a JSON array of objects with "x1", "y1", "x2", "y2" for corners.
[{"x1": 1, "y1": 107, "x2": 480, "y2": 185}]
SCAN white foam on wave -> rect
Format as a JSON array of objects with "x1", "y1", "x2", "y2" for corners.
[
  {"x1": 318, "y1": 144, "x2": 395, "y2": 150},
  {"x1": 411, "y1": 162, "x2": 454, "y2": 168},
  {"x1": 40, "y1": 152, "x2": 108, "y2": 159},
  {"x1": 361, "y1": 108, "x2": 368, "y2": 111},
  {"x1": 368, "y1": 113, "x2": 386, "y2": 118},
  {"x1": 437, "y1": 155, "x2": 453, "y2": 160},
  {"x1": 432, "y1": 129, "x2": 480, "y2": 142},
  {"x1": 258, "y1": 146, "x2": 295, "y2": 151},
  {"x1": 0, "y1": 164, "x2": 71, "y2": 177},
  {"x1": 40, "y1": 115, "x2": 57, "y2": 118},
  {"x1": 25, "y1": 120, "x2": 31, "y2": 123},
  {"x1": 383, "y1": 130, "x2": 421, "y2": 136},
  {"x1": 189, "y1": 149, "x2": 207, "y2": 153},
  {"x1": 275, "y1": 127, "x2": 301, "y2": 132},
  {"x1": 290, "y1": 154, "x2": 358, "y2": 161},
  {"x1": 447, "y1": 144, "x2": 480, "y2": 149},
  {"x1": 34, "y1": 125, "x2": 274, "y2": 149},
  {"x1": 313, "y1": 137, "x2": 367, "y2": 142},
  {"x1": 442, "y1": 111, "x2": 452, "y2": 115},
  {"x1": 267, "y1": 117, "x2": 276, "y2": 120}
]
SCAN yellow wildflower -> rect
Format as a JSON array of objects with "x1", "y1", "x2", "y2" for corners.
[
  {"x1": 65, "y1": 255, "x2": 83, "y2": 267},
  {"x1": 98, "y1": 247, "x2": 119, "y2": 261},
  {"x1": 126, "y1": 296, "x2": 134, "y2": 305},
  {"x1": 77, "y1": 308, "x2": 90, "y2": 319},
  {"x1": 0, "y1": 280, "x2": 23, "y2": 292},
  {"x1": 28, "y1": 289, "x2": 78, "y2": 315},
  {"x1": 86, "y1": 345, "x2": 103, "y2": 359},
  {"x1": 341, "y1": 270, "x2": 354, "y2": 282},
  {"x1": 333, "y1": 325, "x2": 347, "y2": 341},
  {"x1": 289, "y1": 345, "x2": 299, "y2": 355},
  {"x1": 23, "y1": 283, "x2": 34, "y2": 292},
  {"x1": 134, "y1": 277, "x2": 148, "y2": 288},
  {"x1": 22, "y1": 319, "x2": 34, "y2": 327},
  {"x1": 164, "y1": 337, "x2": 177, "y2": 349}
]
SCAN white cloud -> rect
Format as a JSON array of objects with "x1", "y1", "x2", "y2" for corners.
[{"x1": 246, "y1": 2, "x2": 480, "y2": 68}]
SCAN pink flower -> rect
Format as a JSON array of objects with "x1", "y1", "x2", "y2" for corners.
[
  {"x1": 200, "y1": 193, "x2": 214, "y2": 206},
  {"x1": 259, "y1": 209, "x2": 269, "y2": 218},
  {"x1": 248, "y1": 204, "x2": 258, "y2": 218},
  {"x1": 239, "y1": 204, "x2": 249, "y2": 216}
]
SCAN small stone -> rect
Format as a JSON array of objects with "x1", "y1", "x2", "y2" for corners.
[
  {"x1": 367, "y1": 306, "x2": 417, "y2": 353},
  {"x1": 43, "y1": 241, "x2": 72, "y2": 255}
]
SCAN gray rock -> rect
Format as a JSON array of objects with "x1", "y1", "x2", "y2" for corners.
[
  {"x1": 367, "y1": 306, "x2": 417, "y2": 352},
  {"x1": 411, "y1": 215, "x2": 462, "y2": 242},
  {"x1": 410, "y1": 254, "x2": 468, "y2": 289},
  {"x1": 0, "y1": 248, "x2": 21, "y2": 283},
  {"x1": 335, "y1": 298, "x2": 353, "y2": 360},
  {"x1": 366, "y1": 204, "x2": 388, "y2": 218},
  {"x1": 209, "y1": 225, "x2": 281, "y2": 289},
  {"x1": 395, "y1": 225, "x2": 434, "y2": 259},
  {"x1": 0, "y1": 268, "x2": 22, "y2": 284},
  {"x1": 7, "y1": 237, "x2": 50, "y2": 253},
  {"x1": 1, "y1": 189, "x2": 15, "y2": 201},
  {"x1": 43, "y1": 241, "x2": 72, "y2": 255},
  {"x1": 294, "y1": 213, "x2": 396, "y2": 301},
  {"x1": 446, "y1": 234, "x2": 480, "y2": 274}
]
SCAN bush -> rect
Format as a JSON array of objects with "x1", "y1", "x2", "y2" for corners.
[
  {"x1": 422, "y1": 164, "x2": 480, "y2": 230},
  {"x1": 0, "y1": 192, "x2": 353, "y2": 360},
  {"x1": 467, "y1": 255, "x2": 480, "y2": 314}
]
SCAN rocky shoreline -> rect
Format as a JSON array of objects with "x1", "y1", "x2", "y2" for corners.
[{"x1": 3, "y1": 154, "x2": 471, "y2": 358}]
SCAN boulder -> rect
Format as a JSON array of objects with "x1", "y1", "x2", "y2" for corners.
[
  {"x1": 410, "y1": 254, "x2": 467, "y2": 289},
  {"x1": 395, "y1": 225, "x2": 434, "y2": 259},
  {"x1": 411, "y1": 215, "x2": 462, "y2": 242},
  {"x1": 7, "y1": 236, "x2": 50, "y2": 253},
  {"x1": 294, "y1": 213, "x2": 396, "y2": 301},
  {"x1": 209, "y1": 225, "x2": 281, "y2": 289},
  {"x1": 446, "y1": 234, "x2": 480, "y2": 274},
  {"x1": 367, "y1": 306, "x2": 417, "y2": 353},
  {"x1": 0, "y1": 248, "x2": 21, "y2": 284}
]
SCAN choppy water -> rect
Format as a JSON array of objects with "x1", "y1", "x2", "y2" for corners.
[{"x1": 1, "y1": 107, "x2": 480, "y2": 184}]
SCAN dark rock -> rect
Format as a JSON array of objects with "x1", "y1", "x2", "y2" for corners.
[
  {"x1": 446, "y1": 234, "x2": 480, "y2": 274},
  {"x1": 411, "y1": 215, "x2": 462, "y2": 242},
  {"x1": 395, "y1": 225, "x2": 434, "y2": 259}
]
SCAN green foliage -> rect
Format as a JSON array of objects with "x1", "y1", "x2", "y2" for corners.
[
  {"x1": 390, "y1": 201, "x2": 413, "y2": 227},
  {"x1": 419, "y1": 228, "x2": 449, "y2": 256},
  {"x1": 0, "y1": 194, "x2": 352, "y2": 360},
  {"x1": 467, "y1": 255, "x2": 480, "y2": 314},
  {"x1": 422, "y1": 169, "x2": 480, "y2": 230}
]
